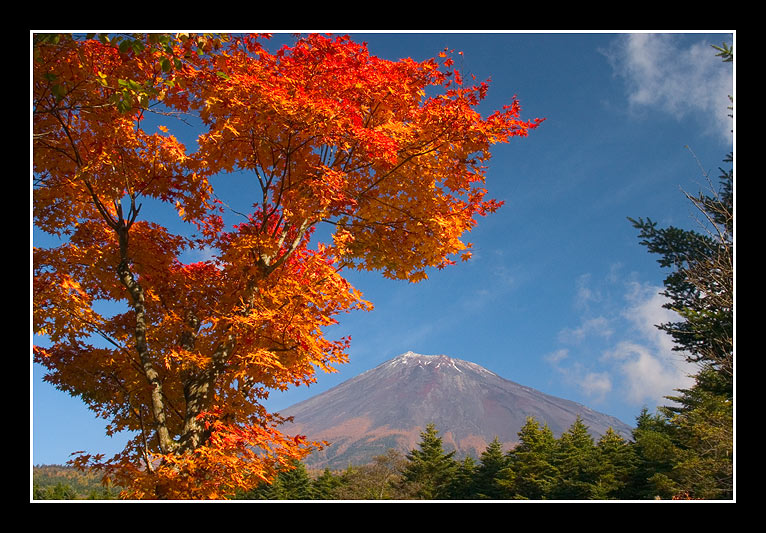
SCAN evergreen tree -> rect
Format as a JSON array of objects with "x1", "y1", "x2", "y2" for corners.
[
  {"x1": 277, "y1": 460, "x2": 314, "y2": 500},
  {"x1": 659, "y1": 367, "x2": 733, "y2": 499},
  {"x1": 400, "y1": 423, "x2": 458, "y2": 499},
  {"x1": 624, "y1": 408, "x2": 680, "y2": 499},
  {"x1": 549, "y1": 416, "x2": 599, "y2": 500},
  {"x1": 471, "y1": 437, "x2": 508, "y2": 499},
  {"x1": 592, "y1": 427, "x2": 637, "y2": 499},
  {"x1": 237, "y1": 459, "x2": 314, "y2": 500},
  {"x1": 312, "y1": 468, "x2": 344, "y2": 500},
  {"x1": 498, "y1": 417, "x2": 558, "y2": 499},
  {"x1": 445, "y1": 456, "x2": 478, "y2": 500}
]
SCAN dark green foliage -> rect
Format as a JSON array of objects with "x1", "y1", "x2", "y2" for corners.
[
  {"x1": 444, "y1": 456, "x2": 478, "y2": 500},
  {"x1": 471, "y1": 437, "x2": 509, "y2": 499},
  {"x1": 548, "y1": 416, "x2": 599, "y2": 500},
  {"x1": 307, "y1": 418, "x2": 675, "y2": 500},
  {"x1": 33, "y1": 481, "x2": 79, "y2": 500},
  {"x1": 657, "y1": 367, "x2": 733, "y2": 499},
  {"x1": 712, "y1": 42, "x2": 733, "y2": 62},
  {"x1": 237, "y1": 459, "x2": 314, "y2": 500},
  {"x1": 498, "y1": 417, "x2": 645, "y2": 500},
  {"x1": 34, "y1": 413, "x2": 727, "y2": 500},
  {"x1": 276, "y1": 460, "x2": 314, "y2": 500},
  {"x1": 625, "y1": 408, "x2": 683, "y2": 499},
  {"x1": 626, "y1": 172, "x2": 734, "y2": 500},
  {"x1": 311, "y1": 468, "x2": 344, "y2": 500},
  {"x1": 592, "y1": 428, "x2": 637, "y2": 499},
  {"x1": 498, "y1": 417, "x2": 559, "y2": 499},
  {"x1": 399, "y1": 423, "x2": 459, "y2": 499},
  {"x1": 500, "y1": 416, "x2": 617, "y2": 500}
]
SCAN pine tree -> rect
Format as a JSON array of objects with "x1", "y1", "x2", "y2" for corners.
[
  {"x1": 445, "y1": 456, "x2": 478, "y2": 500},
  {"x1": 624, "y1": 408, "x2": 680, "y2": 499},
  {"x1": 659, "y1": 367, "x2": 733, "y2": 499},
  {"x1": 592, "y1": 427, "x2": 637, "y2": 499},
  {"x1": 400, "y1": 423, "x2": 458, "y2": 500},
  {"x1": 277, "y1": 460, "x2": 314, "y2": 500},
  {"x1": 312, "y1": 468, "x2": 344, "y2": 500},
  {"x1": 471, "y1": 437, "x2": 508, "y2": 499},
  {"x1": 498, "y1": 417, "x2": 558, "y2": 499},
  {"x1": 237, "y1": 459, "x2": 314, "y2": 500},
  {"x1": 549, "y1": 416, "x2": 599, "y2": 500}
]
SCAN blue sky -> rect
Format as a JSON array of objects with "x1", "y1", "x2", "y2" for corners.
[{"x1": 32, "y1": 31, "x2": 734, "y2": 465}]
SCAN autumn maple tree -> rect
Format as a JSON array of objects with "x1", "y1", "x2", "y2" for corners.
[{"x1": 32, "y1": 32, "x2": 542, "y2": 499}]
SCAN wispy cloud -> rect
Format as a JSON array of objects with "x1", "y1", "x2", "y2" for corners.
[
  {"x1": 546, "y1": 273, "x2": 695, "y2": 412},
  {"x1": 574, "y1": 273, "x2": 601, "y2": 310},
  {"x1": 544, "y1": 348, "x2": 569, "y2": 364},
  {"x1": 581, "y1": 371, "x2": 613, "y2": 401},
  {"x1": 544, "y1": 354, "x2": 613, "y2": 403},
  {"x1": 605, "y1": 281, "x2": 695, "y2": 404},
  {"x1": 557, "y1": 316, "x2": 613, "y2": 344},
  {"x1": 603, "y1": 33, "x2": 733, "y2": 142},
  {"x1": 621, "y1": 280, "x2": 679, "y2": 355},
  {"x1": 602, "y1": 340, "x2": 690, "y2": 405}
]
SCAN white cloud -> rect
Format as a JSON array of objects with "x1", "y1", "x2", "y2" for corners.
[
  {"x1": 622, "y1": 281, "x2": 679, "y2": 354},
  {"x1": 574, "y1": 273, "x2": 600, "y2": 309},
  {"x1": 604, "y1": 33, "x2": 733, "y2": 142},
  {"x1": 544, "y1": 348, "x2": 569, "y2": 364},
  {"x1": 603, "y1": 340, "x2": 691, "y2": 405},
  {"x1": 581, "y1": 371, "x2": 612, "y2": 401},
  {"x1": 544, "y1": 355, "x2": 612, "y2": 403},
  {"x1": 557, "y1": 316, "x2": 613, "y2": 344},
  {"x1": 547, "y1": 277, "x2": 696, "y2": 411},
  {"x1": 603, "y1": 283, "x2": 695, "y2": 406}
]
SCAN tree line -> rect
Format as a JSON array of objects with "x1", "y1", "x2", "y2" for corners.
[
  {"x1": 32, "y1": 465, "x2": 120, "y2": 500},
  {"x1": 236, "y1": 404, "x2": 732, "y2": 501},
  {"x1": 33, "y1": 395, "x2": 732, "y2": 501}
]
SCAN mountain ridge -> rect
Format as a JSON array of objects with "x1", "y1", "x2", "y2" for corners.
[{"x1": 280, "y1": 351, "x2": 633, "y2": 469}]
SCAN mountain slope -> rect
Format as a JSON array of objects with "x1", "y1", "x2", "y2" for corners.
[{"x1": 280, "y1": 351, "x2": 633, "y2": 469}]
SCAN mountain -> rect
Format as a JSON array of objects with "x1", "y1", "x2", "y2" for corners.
[{"x1": 279, "y1": 351, "x2": 634, "y2": 469}]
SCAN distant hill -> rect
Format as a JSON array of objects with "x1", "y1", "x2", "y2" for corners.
[
  {"x1": 32, "y1": 465, "x2": 120, "y2": 500},
  {"x1": 280, "y1": 351, "x2": 634, "y2": 469}
]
